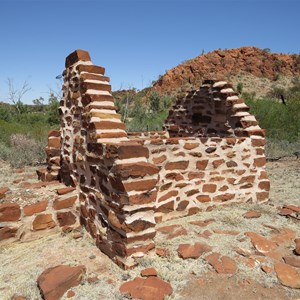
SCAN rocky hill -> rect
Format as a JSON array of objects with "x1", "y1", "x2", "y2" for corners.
[{"x1": 153, "y1": 47, "x2": 300, "y2": 98}]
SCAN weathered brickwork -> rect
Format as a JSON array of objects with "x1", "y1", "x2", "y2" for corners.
[
  {"x1": 39, "y1": 50, "x2": 269, "y2": 268},
  {"x1": 0, "y1": 186, "x2": 79, "y2": 242}
]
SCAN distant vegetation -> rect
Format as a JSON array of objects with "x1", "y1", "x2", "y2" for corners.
[
  {"x1": 0, "y1": 93, "x2": 60, "y2": 167},
  {"x1": 113, "y1": 89, "x2": 175, "y2": 132},
  {"x1": 244, "y1": 78, "x2": 300, "y2": 157},
  {"x1": 0, "y1": 76, "x2": 299, "y2": 167}
]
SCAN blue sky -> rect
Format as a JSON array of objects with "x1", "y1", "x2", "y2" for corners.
[{"x1": 0, "y1": 0, "x2": 299, "y2": 104}]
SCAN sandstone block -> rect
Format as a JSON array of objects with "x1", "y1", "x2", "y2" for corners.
[
  {"x1": 0, "y1": 226, "x2": 18, "y2": 240},
  {"x1": 24, "y1": 200, "x2": 48, "y2": 216},
  {"x1": 165, "y1": 160, "x2": 189, "y2": 170},
  {"x1": 57, "y1": 211, "x2": 77, "y2": 227},
  {"x1": 53, "y1": 196, "x2": 77, "y2": 210},
  {"x1": 0, "y1": 203, "x2": 21, "y2": 222},
  {"x1": 32, "y1": 214, "x2": 56, "y2": 230}
]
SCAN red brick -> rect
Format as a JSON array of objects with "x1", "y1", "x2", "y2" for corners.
[
  {"x1": 24, "y1": 200, "x2": 48, "y2": 216},
  {"x1": 112, "y1": 162, "x2": 159, "y2": 179},
  {"x1": 165, "y1": 173, "x2": 184, "y2": 181},
  {"x1": 158, "y1": 190, "x2": 178, "y2": 202},
  {"x1": 196, "y1": 195, "x2": 211, "y2": 203},
  {"x1": 0, "y1": 226, "x2": 18, "y2": 240},
  {"x1": 188, "y1": 172, "x2": 205, "y2": 180},
  {"x1": 0, "y1": 203, "x2": 21, "y2": 222},
  {"x1": 165, "y1": 161, "x2": 189, "y2": 170},
  {"x1": 56, "y1": 186, "x2": 76, "y2": 195},
  {"x1": 213, "y1": 193, "x2": 235, "y2": 202},
  {"x1": 251, "y1": 138, "x2": 266, "y2": 147},
  {"x1": 48, "y1": 137, "x2": 61, "y2": 148},
  {"x1": 153, "y1": 155, "x2": 167, "y2": 164},
  {"x1": 126, "y1": 190, "x2": 158, "y2": 205},
  {"x1": 176, "y1": 200, "x2": 189, "y2": 211},
  {"x1": 212, "y1": 159, "x2": 225, "y2": 168},
  {"x1": 256, "y1": 192, "x2": 269, "y2": 202},
  {"x1": 77, "y1": 64, "x2": 105, "y2": 75},
  {"x1": 123, "y1": 179, "x2": 158, "y2": 192},
  {"x1": 105, "y1": 143, "x2": 149, "y2": 159},
  {"x1": 57, "y1": 212, "x2": 77, "y2": 227},
  {"x1": 89, "y1": 121, "x2": 125, "y2": 131},
  {"x1": 202, "y1": 184, "x2": 217, "y2": 193},
  {"x1": 184, "y1": 143, "x2": 199, "y2": 150},
  {"x1": 32, "y1": 214, "x2": 56, "y2": 230},
  {"x1": 196, "y1": 160, "x2": 209, "y2": 170},
  {"x1": 156, "y1": 201, "x2": 174, "y2": 213},
  {"x1": 53, "y1": 196, "x2": 77, "y2": 210},
  {"x1": 254, "y1": 157, "x2": 266, "y2": 167},
  {"x1": 48, "y1": 130, "x2": 60, "y2": 138},
  {"x1": 239, "y1": 175, "x2": 255, "y2": 184},
  {"x1": 258, "y1": 181, "x2": 270, "y2": 191},
  {"x1": 65, "y1": 49, "x2": 91, "y2": 67}
]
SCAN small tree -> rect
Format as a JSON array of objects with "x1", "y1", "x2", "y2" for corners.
[
  {"x1": 7, "y1": 78, "x2": 31, "y2": 114},
  {"x1": 47, "y1": 93, "x2": 60, "y2": 125},
  {"x1": 237, "y1": 82, "x2": 243, "y2": 94},
  {"x1": 149, "y1": 92, "x2": 160, "y2": 112}
]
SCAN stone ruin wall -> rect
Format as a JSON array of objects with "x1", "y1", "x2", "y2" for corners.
[{"x1": 39, "y1": 50, "x2": 270, "y2": 268}]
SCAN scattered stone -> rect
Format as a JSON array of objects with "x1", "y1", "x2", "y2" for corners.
[
  {"x1": 295, "y1": 238, "x2": 300, "y2": 255},
  {"x1": 73, "y1": 232, "x2": 83, "y2": 239},
  {"x1": 261, "y1": 265, "x2": 273, "y2": 274},
  {"x1": 67, "y1": 290, "x2": 75, "y2": 298},
  {"x1": 155, "y1": 248, "x2": 169, "y2": 257},
  {"x1": 205, "y1": 253, "x2": 237, "y2": 274},
  {"x1": 87, "y1": 276, "x2": 99, "y2": 284},
  {"x1": 119, "y1": 277, "x2": 173, "y2": 300},
  {"x1": 235, "y1": 247, "x2": 253, "y2": 257},
  {"x1": 157, "y1": 224, "x2": 187, "y2": 239},
  {"x1": 283, "y1": 256, "x2": 300, "y2": 268},
  {"x1": 37, "y1": 265, "x2": 86, "y2": 300},
  {"x1": 89, "y1": 254, "x2": 96, "y2": 260},
  {"x1": 245, "y1": 232, "x2": 277, "y2": 255},
  {"x1": 11, "y1": 295, "x2": 27, "y2": 300},
  {"x1": 178, "y1": 242, "x2": 212, "y2": 259},
  {"x1": 140, "y1": 267, "x2": 158, "y2": 277},
  {"x1": 243, "y1": 210, "x2": 261, "y2": 219},
  {"x1": 189, "y1": 218, "x2": 215, "y2": 227},
  {"x1": 213, "y1": 229, "x2": 240, "y2": 235},
  {"x1": 197, "y1": 230, "x2": 212, "y2": 239},
  {"x1": 274, "y1": 263, "x2": 300, "y2": 289}
]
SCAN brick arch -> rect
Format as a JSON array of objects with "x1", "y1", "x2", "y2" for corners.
[{"x1": 164, "y1": 79, "x2": 264, "y2": 138}]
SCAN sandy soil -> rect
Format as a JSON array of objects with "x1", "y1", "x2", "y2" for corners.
[{"x1": 0, "y1": 157, "x2": 299, "y2": 300}]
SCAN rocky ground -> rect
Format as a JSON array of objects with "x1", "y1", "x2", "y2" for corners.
[{"x1": 0, "y1": 157, "x2": 299, "y2": 300}]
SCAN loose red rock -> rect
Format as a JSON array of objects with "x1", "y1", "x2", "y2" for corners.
[
  {"x1": 274, "y1": 263, "x2": 300, "y2": 289},
  {"x1": 178, "y1": 242, "x2": 212, "y2": 259},
  {"x1": 119, "y1": 277, "x2": 173, "y2": 300},
  {"x1": 205, "y1": 253, "x2": 237, "y2": 274},
  {"x1": 243, "y1": 210, "x2": 261, "y2": 219},
  {"x1": 37, "y1": 265, "x2": 86, "y2": 300},
  {"x1": 140, "y1": 268, "x2": 158, "y2": 277}
]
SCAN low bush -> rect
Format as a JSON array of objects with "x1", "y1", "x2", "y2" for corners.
[{"x1": 0, "y1": 134, "x2": 46, "y2": 167}]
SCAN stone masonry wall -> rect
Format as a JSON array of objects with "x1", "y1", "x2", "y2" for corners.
[
  {"x1": 39, "y1": 50, "x2": 269, "y2": 268},
  {"x1": 58, "y1": 50, "x2": 159, "y2": 268},
  {"x1": 0, "y1": 185, "x2": 79, "y2": 242},
  {"x1": 142, "y1": 135, "x2": 269, "y2": 223},
  {"x1": 164, "y1": 79, "x2": 263, "y2": 138}
]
